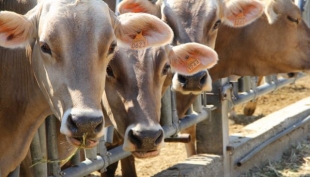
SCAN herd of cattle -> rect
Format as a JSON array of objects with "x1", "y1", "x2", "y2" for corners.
[{"x1": 0, "y1": 0, "x2": 309, "y2": 176}]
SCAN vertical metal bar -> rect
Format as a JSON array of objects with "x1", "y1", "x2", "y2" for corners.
[
  {"x1": 97, "y1": 136, "x2": 108, "y2": 173},
  {"x1": 302, "y1": 0, "x2": 310, "y2": 26},
  {"x1": 30, "y1": 131, "x2": 47, "y2": 177},
  {"x1": 104, "y1": 126, "x2": 115, "y2": 145},
  {"x1": 70, "y1": 150, "x2": 81, "y2": 167},
  {"x1": 38, "y1": 122, "x2": 47, "y2": 174},
  {"x1": 171, "y1": 91, "x2": 179, "y2": 127},
  {"x1": 193, "y1": 94, "x2": 202, "y2": 113},
  {"x1": 85, "y1": 148, "x2": 97, "y2": 161},
  {"x1": 8, "y1": 166, "x2": 20, "y2": 177},
  {"x1": 160, "y1": 88, "x2": 172, "y2": 126},
  {"x1": 46, "y1": 115, "x2": 60, "y2": 177},
  {"x1": 197, "y1": 78, "x2": 231, "y2": 177}
]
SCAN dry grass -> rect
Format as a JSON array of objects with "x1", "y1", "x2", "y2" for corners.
[{"x1": 240, "y1": 138, "x2": 310, "y2": 177}]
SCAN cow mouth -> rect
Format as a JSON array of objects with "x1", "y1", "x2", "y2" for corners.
[
  {"x1": 131, "y1": 150, "x2": 160, "y2": 158},
  {"x1": 66, "y1": 136, "x2": 98, "y2": 148}
]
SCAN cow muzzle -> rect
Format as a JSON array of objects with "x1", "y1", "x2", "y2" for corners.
[
  {"x1": 123, "y1": 124, "x2": 164, "y2": 158},
  {"x1": 60, "y1": 109, "x2": 105, "y2": 148},
  {"x1": 172, "y1": 70, "x2": 212, "y2": 94}
]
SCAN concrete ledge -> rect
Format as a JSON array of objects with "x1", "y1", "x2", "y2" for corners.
[
  {"x1": 154, "y1": 97, "x2": 310, "y2": 177},
  {"x1": 230, "y1": 96, "x2": 310, "y2": 176},
  {"x1": 153, "y1": 154, "x2": 223, "y2": 177}
]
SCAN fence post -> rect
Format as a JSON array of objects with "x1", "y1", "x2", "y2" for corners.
[
  {"x1": 30, "y1": 131, "x2": 47, "y2": 177},
  {"x1": 46, "y1": 115, "x2": 61, "y2": 177},
  {"x1": 196, "y1": 78, "x2": 231, "y2": 177}
]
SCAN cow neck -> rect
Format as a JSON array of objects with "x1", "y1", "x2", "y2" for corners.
[{"x1": 0, "y1": 48, "x2": 50, "y2": 176}]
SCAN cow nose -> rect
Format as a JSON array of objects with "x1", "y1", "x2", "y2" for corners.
[
  {"x1": 67, "y1": 114, "x2": 103, "y2": 136},
  {"x1": 177, "y1": 71, "x2": 208, "y2": 91},
  {"x1": 128, "y1": 129, "x2": 164, "y2": 150}
]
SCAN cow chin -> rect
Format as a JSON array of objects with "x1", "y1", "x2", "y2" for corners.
[
  {"x1": 66, "y1": 136, "x2": 99, "y2": 148},
  {"x1": 131, "y1": 150, "x2": 161, "y2": 159}
]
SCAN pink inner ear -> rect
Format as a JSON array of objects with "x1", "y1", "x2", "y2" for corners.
[
  {"x1": 170, "y1": 50, "x2": 218, "y2": 75},
  {"x1": 120, "y1": 2, "x2": 146, "y2": 13},
  {"x1": 225, "y1": 1, "x2": 263, "y2": 27}
]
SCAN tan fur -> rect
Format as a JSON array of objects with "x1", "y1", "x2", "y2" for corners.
[{"x1": 0, "y1": 0, "x2": 177, "y2": 176}]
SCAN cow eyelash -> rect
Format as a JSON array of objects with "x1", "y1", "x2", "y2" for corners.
[
  {"x1": 287, "y1": 16, "x2": 299, "y2": 24},
  {"x1": 106, "y1": 65, "x2": 115, "y2": 78},
  {"x1": 108, "y1": 42, "x2": 117, "y2": 55},
  {"x1": 162, "y1": 63, "x2": 171, "y2": 75},
  {"x1": 40, "y1": 42, "x2": 52, "y2": 56},
  {"x1": 213, "y1": 20, "x2": 221, "y2": 30}
]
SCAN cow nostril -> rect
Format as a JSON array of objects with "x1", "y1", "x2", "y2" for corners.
[
  {"x1": 67, "y1": 114, "x2": 78, "y2": 133},
  {"x1": 94, "y1": 120, "x2": 103, "y2": 133},
  {"x1": 155, "y1": 130, "x2": 164, "y2": 146},
  {"x1": 178, "y1": 74, "x2": 187, "y2": 86},
  {"x1": 129, "y1": 130, "x2": 142, "y2": 146},
  {"x1": 200, "y1": 74, "x2": 207, "y2": 86}
]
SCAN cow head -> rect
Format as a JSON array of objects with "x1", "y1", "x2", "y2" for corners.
[
  {"x1": 118, "y1": 0, "x2": 264, "y2": 93},
  {"x1": 0, "y1": 0, "x2": 175, "y2": 148},
  {"x1": 210, "y1": 0, "x2": 310, "y2": 78},
  {"x1": 102, "y1": 43, "x2": 217, "y2": 158}
]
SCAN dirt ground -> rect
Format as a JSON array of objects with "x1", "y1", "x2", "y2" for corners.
[{"x1": 115, "y1": 74, "x2": 310, "y2": 177}]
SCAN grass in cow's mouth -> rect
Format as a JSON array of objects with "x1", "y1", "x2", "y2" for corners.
[{"x1": 30, "y1": 133, "x2": 87, "y2": 168}]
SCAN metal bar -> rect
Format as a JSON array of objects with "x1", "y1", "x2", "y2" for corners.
[
  {"x1": 60, "y1": 110, "x2": 209, "y2": 177},
  {"x1": 160, "y1": 88, "x2": 172, "y2": 126},
  {"x1": 70, "y1": 150, "x2": 81, "y2": 166},
  {"x1": 30, "y1": 131, "x2": 47, "y2": 177},
  {"x1": 237, "y1": 115, "x2": 310, "y2": 167},
  {"x1": 46, "y1": 115, "x2": 60, "y2": 177},
  {"x1": 104, "y1": 126, "x2": 115, "y2": 145},
  {"x1": 197, "y1": 79, "x2": 231, "y2": 177},
  {"x1": 97, "y1": 136, "x2": 108, "y2": 173},
  {"x1": 193, "y1": 94, "x2": 202, "y2": 113},
  {"x1": 38, "y1": 122, "x2": 47, "y2": 174},
  {"x1": 85, "y1": 148, "x2": 97, "y2": 161},
  {"x1": 8, "y1": 166, "x2": 20, "y2": 177},
  {"x1": 232, "y1": 73, "x2": 305, "y2": 106},
  {"x1": 61, "y1": 156, "x2": 104, "y2": 177}
]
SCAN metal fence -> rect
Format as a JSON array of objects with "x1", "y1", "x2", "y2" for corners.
[{"x1": 7, "y1": 72, "x2": 305, "y2": 177}]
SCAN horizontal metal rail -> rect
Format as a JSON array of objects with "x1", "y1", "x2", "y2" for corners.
[
  {"x1": 60, "y1": 110, "x2": 209, "y2": 177},
  {"x1": 236, "y1": 114, "x2": 310, "y2": 166},
  {"x1": 231, "y1": 73, "x2": 305, "y2": 106}
]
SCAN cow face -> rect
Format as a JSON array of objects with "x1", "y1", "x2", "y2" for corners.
[
  {"x1": 0, "y1": 0, "x2": 175, "y2": 148},
  {"x1": 102, "y1": 43, "x2": 217, "y2": 158},
  {"x1": 118, "y1": 0, "x2": 264, "y2": 93},
  {"x1": 209, "y1": 0, "x2": 310, "y2": 79}
]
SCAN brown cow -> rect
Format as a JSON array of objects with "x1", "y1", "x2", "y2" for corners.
[
  {"x1": 20, "y1": 43, "x2": 217, "y2": 176},
  {"x1": 118, "y1": 0, "x2": 310, "y2": 157},
  {"x1": 117, "y1": 0, "x2": 265, "y2": 157},
  {"x1": 0, "y1": 0, "x2": 180, "y2": 175}
]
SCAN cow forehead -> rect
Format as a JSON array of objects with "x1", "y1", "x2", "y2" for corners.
[
  {"x1": 166, "y1": 0, "x2": 219, "y2": 16},
  {"x1": 39, "y1": 0, "x2": 114, "y2": 44},
  {"x1": 115, "y1": 47, "x2": 167, "y2": 68}
]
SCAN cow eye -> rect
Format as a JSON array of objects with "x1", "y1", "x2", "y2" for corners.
[
  {"x1": 287, "y1": 16, "x2": 299, "y2": 24},
  {"x1": 106, "y1": 65, "x2": 115, "y2": 77},
  {"x1": 213, "y1": 20, "x2": 221, "y2": 30},
  {"x1": 162, "y1": 63, "x2": 171, "y2": 75},
  {"x1": 40, "y1": 42, "x2": 52, "y2": 55},
  {"x1": 108, "y1": 42, "x2": 117, "y2": 55}
]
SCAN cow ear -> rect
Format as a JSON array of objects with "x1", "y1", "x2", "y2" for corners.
[
  {"x1": 114, "y1": 13, "x2": 173, "y2": 50},
  {"x1": 221, "y1": 0, "x2": 264, "y2": 27},
  {"x1": 168, "y1": 43, "x2": 218, "y2": 75},
  {"x1": 118, "y1": 0, "x2": 159, "y2": 16},
  {"x1": 0, "y1": 11, "x2": 35, "y2": 48}
]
